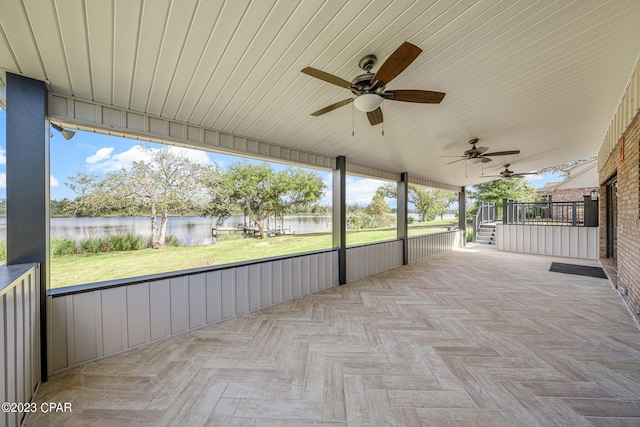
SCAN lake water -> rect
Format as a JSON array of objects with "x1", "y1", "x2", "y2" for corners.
[
  {"x1": 48, "y1": 215, "x2": 332, "y2": 246},
  {"x1": 0, "y1": 212, "x2": 453, "y2": 246}
]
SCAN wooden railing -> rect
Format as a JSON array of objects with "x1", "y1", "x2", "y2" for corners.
[{"x1": 0, "y1": 263, "x2": 40, "y2": 427}]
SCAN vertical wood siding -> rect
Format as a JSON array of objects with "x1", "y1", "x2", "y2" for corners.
[
  {"x1": 598, "y1": 58, "x2": 639, "y2": 171},
  {"x1": 0, "y1": 264, "x2": 40, "y2": 427},
  {"x1": 48, "y1": 251, "x2": 337, "y2": 374},
  {"x1": 496, "y1": 225, "x2": 599, "y2": 260},
  {"x1": 408, "y1": 230, "x2": 462, "y2": 263},
  {"x1": 346, "y1": 240, "x2": 404, "y2": 282}
]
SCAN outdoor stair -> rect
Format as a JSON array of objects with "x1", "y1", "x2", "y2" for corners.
[{"x1": 476, "y1": 223, "x2": 496, "y2": 245}]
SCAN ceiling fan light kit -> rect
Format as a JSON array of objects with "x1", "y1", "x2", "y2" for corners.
[
  {"x1": 467, "y1": 157, "x2": 483, "y2": 164},
  {"x1": 354, "y1": 93, "x2": 383, "y2": 112}
]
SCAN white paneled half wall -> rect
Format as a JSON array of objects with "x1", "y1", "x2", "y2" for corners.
[{"x1": 496, "y1": 225, "x2": 599, "y2": 260}]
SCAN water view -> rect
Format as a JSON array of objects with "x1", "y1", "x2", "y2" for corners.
[
  {"x1": 0, "y1": 213, "x2": 448, "y2": 246},
  {"x1": 48, "y1": 215, "x2": 333, "y2": 246}
]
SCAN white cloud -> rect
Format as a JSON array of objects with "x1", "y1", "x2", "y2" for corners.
[
  {"x1": 170, "y1": 146, "x2": 211, "y2": 165},
  {"x1": 50, "y1": 175, "x2": 59, "y2": 187},
  {"x1": 86, "y1": 147, "x2": 114, "y2": 164},
  {"x1": 346, "y1": 176, "x2": 387, "y2": 205},
  {"x1": 0, "y1": 148, "x2": 6, "y2": 165},
  {"x1": 88, "y1": 145, "x2": 211, "y2": 172}
]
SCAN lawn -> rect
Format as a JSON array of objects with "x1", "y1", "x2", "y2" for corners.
[{"x1": 50, "y1": 218, "x2": 458, "y2": 288}]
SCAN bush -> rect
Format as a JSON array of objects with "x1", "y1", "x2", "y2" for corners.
[
  {"x1": 109, "y1": 233, "x2": 145, "y2": 251},
  {"x1": 0, "y1": 240, "x2": 6, "y2": 262},
  {"x1": 466, "y1": 230, "x2": 473, "y2": 243},
  {"x1": 51, "y1": 238, "x2": 76, "y2": 256},
  {"x1": 164, "y1": 235, "x2": 180, "y2": 247},
  {"x1": 81, "y1": 237, "x2": 110, "y2": 254}
]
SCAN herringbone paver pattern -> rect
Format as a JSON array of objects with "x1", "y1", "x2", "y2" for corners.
[{"x1": 28, "y1": 247, "x2": 640, "y2": 426}]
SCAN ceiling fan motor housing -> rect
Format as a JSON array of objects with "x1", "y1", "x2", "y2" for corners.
[{"x1": 350, "y1": 73, "x2": 385, "y2": 95}]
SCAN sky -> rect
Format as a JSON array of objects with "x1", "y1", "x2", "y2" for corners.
[{"x1": 0, "y1": 109, "x2": 564, "y2": 207}]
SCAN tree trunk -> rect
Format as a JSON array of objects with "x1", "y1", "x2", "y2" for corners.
[
  {"x1": 159, "y1": 212, "x2": 168, "y2": 246},
  {"x1": 150, "y1": 204, "x2": 160, "y2": 249},
  {"x1": 256, "y1": 218, "x2": 267, "y2": 239},
  {"x1": 421, "y1": 212, "x2": 427, "y2": 222}
]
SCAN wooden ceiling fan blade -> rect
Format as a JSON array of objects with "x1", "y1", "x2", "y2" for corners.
[
  {"x1": 474, "y1": 146, "x2": 490, "y2": 154},
  {"x1": 371, "y1": 42, "x2": 422, "y2": 87},
  {"x1": 387, "y1": 90, "x2": 445, "y2": 103},
  {"x1": 482, "y1": 150, "x2": 520, "y2": 156},
  {"x1": 367, "y1": 107, "x2": 383, "y2": 126},
  {"x1": 310, "y1": 99, "x2": 353, "y2": 116},
  {"x1": 301, "y1": 67, "x2": 352, "y2": 88},
  {"x1": 481, "y1": 157, "x2": 492, "y2": 163}
]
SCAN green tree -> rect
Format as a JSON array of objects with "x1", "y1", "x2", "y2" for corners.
[
  {"x1": 432, "y1": 189, "x2": 457, "y2": 220},
  {"x1": 216, "y1": 162, "x2": 326, "y2": 239},
  {"x1": 378, "y1": 183, "x2": 455, "y2": 222},
  {"x1": 470, "y1": 178, "x2": 537, "y2": 207},
  {"x1": 366, "y1": 190, "x2": 391, "y2": 227},
  {"x1": 65, "y1": 172, "x2": 118, "y2": 217},
  {"x1": 97, "y1": 146, "x2": 214, "y2": 248}
]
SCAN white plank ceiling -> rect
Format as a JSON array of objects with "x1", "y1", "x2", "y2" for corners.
[{"x1": 1, "y1": 0, "x2": 639, "y2": 187}]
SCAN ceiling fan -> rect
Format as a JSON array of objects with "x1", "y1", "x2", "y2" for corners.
[
  {"x1": 443, "y1": 138, "x2": 520, "y2": 164},
  {"x1": 483, "y1": 164, "x2": 538, "y2": 180},
  {"x1": 301, "y1": 42, "x2": 445, "y2": 126}
]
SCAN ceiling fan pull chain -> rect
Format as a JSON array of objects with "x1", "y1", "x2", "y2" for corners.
[{"x1": 352, "y1": 102, "x2": 355, "y2": 137}]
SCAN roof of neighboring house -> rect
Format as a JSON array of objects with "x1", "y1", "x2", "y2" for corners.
[{"x1": 538, "y1": 182, "x2": 561, "y2": 193}]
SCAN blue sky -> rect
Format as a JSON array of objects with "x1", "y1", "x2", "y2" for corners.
[{"x1": 0, "y1": 109, "x2": 563, "y2": 206}]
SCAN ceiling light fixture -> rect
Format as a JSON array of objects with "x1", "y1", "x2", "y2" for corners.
[
  {"x1": 353, "y1": 93, "x2": 383, "y2": 112},
  {"x1": 51, "y1": 123, "x2": 76, "y2": 140},
  {"x1": 467, "y1": 157, "x2": 483, "y2": 164}
]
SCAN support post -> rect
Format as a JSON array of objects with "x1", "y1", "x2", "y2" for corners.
[
  {"x1": 333, "y1": 156, "x2": 347, "y2": 285},
  {"x1": 458, "y1": 187, "x2": 466, "y2": 246},
  {"x1": 6, "y1": 73, "x2": 49, "y2": 381},
  {"x1": 502, "y1": 198, "x2": 509, "y2": 224},
  {"x1": 397, "y1": 173, "x2": 409, "y2": 264}
]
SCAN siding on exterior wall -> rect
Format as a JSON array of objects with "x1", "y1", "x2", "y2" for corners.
[
  {"x1": 48, "y1": 251, "x2": 337, "y2": 374},
  {"x1": 496, "y1": 224, "x2": 599, "y2": 260}
]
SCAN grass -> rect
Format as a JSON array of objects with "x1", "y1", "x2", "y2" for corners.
[{"x1": 50, "y1": 218, "x2": 458, "y2": 288}]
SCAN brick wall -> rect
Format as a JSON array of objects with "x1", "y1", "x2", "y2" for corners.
[
  {"x1": 551, "y1": 187, "x2": 597, "y2": 202},
  {"x1": 599, "y1": 112, "x2": 640, "y2": 317}
]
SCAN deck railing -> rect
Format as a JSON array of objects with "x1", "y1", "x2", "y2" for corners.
[
  {"x1": 502, "y1": 197, "x2": 598, "y2": 227},
  {"x1": 0, "y1": 263, "x2": 40, "y2": 427}
]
